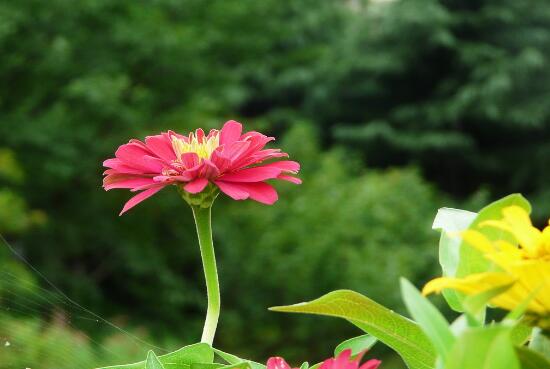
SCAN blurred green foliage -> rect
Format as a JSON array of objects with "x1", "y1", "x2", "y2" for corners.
[
  {"x1": 0, "y1": 0, "x2": 547, "y2": 367},
  {"x1": 0, "y1": 313, "x2": 149, "y2": 369}
]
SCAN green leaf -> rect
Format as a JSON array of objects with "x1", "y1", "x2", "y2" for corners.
[
  {"x1": 432, "y1": 194, "x2": 530, "y2": 312},
  {"x1": 529, "y1": 328, "x2": 550, "y2": 360},
  {"x1": 516, "y1": 347, "x2": 550, "y2": 369},
  {"x1": 270, "y1": 290, "x2": 436, "y2": 369},
  {"x1": 456, "y1": 194, "x2": 530, "y2": 278},
  {"x1": 218, "y1": 363, "x2": 252, "y2": 369},
  {"x1": 445, "y1": 326, "x2": 520, "y2": 369},
  {"x1": 213, "y1": 349, "x2": 241, "y2": 365},
  {"x1": 299, "y1": 363, "x2": 309, "y2": 369},
  {"x1": 96, "y1": 343, "x2": 214, "y2": 369},
  {"x1": 463, "y1": 284, "x2": 512, "y2": 317},
  {"x1": 146, "y1": 351, "x2": 166, "y2": 369},
  {"x1": 190, "y1": 364, "x2": 224, "y2": 369},
  {"x1": 334, "y1": 334, "x2": 377, "y2": 356},
  {"x1": 510, "y1": 324, "x2": 533, "y2": 346},
  {"x1": 400, "y1": 278, "x2": 455, "y2": 361},
  {"x1": 432, "y1": 207, "x2": 477, "y2": 311},
  {"x1": 212, "y1": 348, "x2": 265, "y2": 369}
]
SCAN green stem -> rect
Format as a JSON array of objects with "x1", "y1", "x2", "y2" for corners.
[{"x1": 191, "y1": 205, "x2": 220, "y2": 345}]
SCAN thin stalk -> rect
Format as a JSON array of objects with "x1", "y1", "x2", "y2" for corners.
[{"x1": 191, "y1": 205, "x2": 220, "y2": 345}]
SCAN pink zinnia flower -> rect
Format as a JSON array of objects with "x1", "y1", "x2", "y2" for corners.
[
  {"x1": 103, "y1": 120, "x2": 301, "y2": 214},
  {"x1": 267, "y1": 350, "x2": 381, "y2": 369}
]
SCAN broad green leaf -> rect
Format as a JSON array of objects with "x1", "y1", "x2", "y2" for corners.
[
  {"x1": 334, "y1": 334, "x2": 377, "y2": 356},
  {"x1": 213, "y1": 349, "x2": 241, "y2": 365},
  {"x1": 270, "y1": 290, "x2": 436, "y2": 369},
  {"x1": 190, "y1": 364, "x2": 224, "y2": 369},
  {"x1": 217, "y1": 363, "x2": 251, "y2": 369},
  {"x1": 97, "y1": 343, "x2": 214, "y2": 369},
  {"x1": 213, "y1": 348, "x2": 265, "y2": 369},
  {"x1": 456, "y1": 194, "x2": 530, "y2": 278},
  {"x1": 432, "y1": 207, "x2": 476, "y2": 311},
  {"x1": 516, "y1": 347, "x2": 550, "y2": 369},
  {"x1": 445, "y1": 326, "x2": 519, "y2": 369},
  {"x1": 400, "y1": 278, "x2": 454, "y2": 361},
  {"x1": 299, "y1": 363, "x2": 309, "y2": 369},
  {"x1": 146, "y1": 351, "x2": 166, "y2": 369}
]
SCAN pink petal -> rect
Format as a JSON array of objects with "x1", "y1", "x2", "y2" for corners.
[
  {"x1": 115, "y1": 143, "x2": 163, "y2": 172},
  {"x1": 220, "y1": 120, "x2": 243, "y2": 145},
  {"x1": 119, "y1": 185, "x2": 165, "y2": 215},
  {"x1": 103, "y1": 158, "x2": 122, "y2": 168},
  {"x1": 206, "y1": 129, "x2": 219, "y2": 139},
  {"x1": 214, "y1": 180, "x2": 250, "y2": 200},
  {"x1": 199, "y1": 159, "x2": 220, "y2": 179},
  {"x1": 168, "y1": 130, "x2": 187, "y2": 142},
  {"x1": 115, "y1": 142, "x2": 150, "y2": 162},
  {"x1": 231, "y1": 148, "x2": 287, "y2": 169},
  {"x1": 261, "y1": 160, "x2": 300, "y2": 173},
  {"x1": 267, "y1": 358, "x2": 293, "y2": 369},
  {"x1": 219, "y1": 166, "x2": 282, "y2": 182},
  {"x1": 196, "y1": 128, "x2": 205, "y2": 142},
  {"x1": 145, "y1": 135, "x2": 176, "y2": 162},
  {"x1": 103, "y1": 158, "x2": 148, "y2": 175},
  {"x1": 184, "y1": 178, "x2": 209, "y2": 194},
  {"x1": 103, "y1": 175, "x2": 155, "y2": 190},
  {"x1": 334, "y1": 350, "x2": 354, "y2": 369},
  {"x1": 360, "y1": 360, "x2": 381, "y2": 369},
  {"x1": 242, "y1": 182, "x2": 278, "y2": 204},
  {"x1": 154, "y1": 174, "x2": 195, "y2": 183},
  {"x1": 181, "y1": 152, "x2": 200, "y2": 169},
  {"x1": 320, "y1": 350, "x2": 361, "y2": 369},
  {"x1": 319, "y1": 358, "x2": 335, "y2": 369},
  {"x1": 240, "y1": 132, "x2": 274, "y2": 152},
  {"x1": 210, "y1": 149, "x2": 232, "y2": 173},
  {"x1": 222, "y1": 140, "x2": 251, "y2": 162},
  {"x1": 277, "y1": 174, "x2": 302, "y2": 184},
  {"x1": 215, "y1": 181, "x2": 278, "y2": 204},
  {"x1": 179, "y1": 164, "x2": 203, "y2": 181}
]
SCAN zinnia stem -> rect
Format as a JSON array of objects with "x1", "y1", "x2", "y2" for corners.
[{"x1": 191, "y1": 205, "x2": 220, "y2": 345}]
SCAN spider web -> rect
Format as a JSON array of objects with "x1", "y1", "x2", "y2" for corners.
[{"x1": 0, "y1": 233, "x2": 170, "y2": 369}]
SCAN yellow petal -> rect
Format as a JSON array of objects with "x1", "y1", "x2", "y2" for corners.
[
  {"x1": 422, "y1": 272, "x2": 515, "y2": 296},
  {"x1": 461, "y1": 230, "x2": 495, "y2": 254},
  {"x1": 501, "y1": 206, "x2": 542, "y2": 256},
  {"x1": 480, "y1": 219, "x2": 513, "y2": 234},
  {"x1": 509, "y1": 260, "x2": 550, "y2": 314},
  {"x1": 542, "y1": 224, "x2": 550, "y2": 254}
]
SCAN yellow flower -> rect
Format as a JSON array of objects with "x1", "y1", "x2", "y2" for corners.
[{"x1": 423, "y1": 206, "x2": 550, "y2": 319}]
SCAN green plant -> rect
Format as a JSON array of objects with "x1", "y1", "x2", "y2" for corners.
[{"x1": 271, "y1": 194, "x2": 550, "y2": 369}]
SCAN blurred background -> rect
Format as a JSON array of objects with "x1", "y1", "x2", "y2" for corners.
[{"x1": 0, "y1": 0, "x2": 549, "y2": 368}]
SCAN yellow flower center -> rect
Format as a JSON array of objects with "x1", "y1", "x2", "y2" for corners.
[{"x1": 171, "y1": 131, "x2": 220, "y2": 161}]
